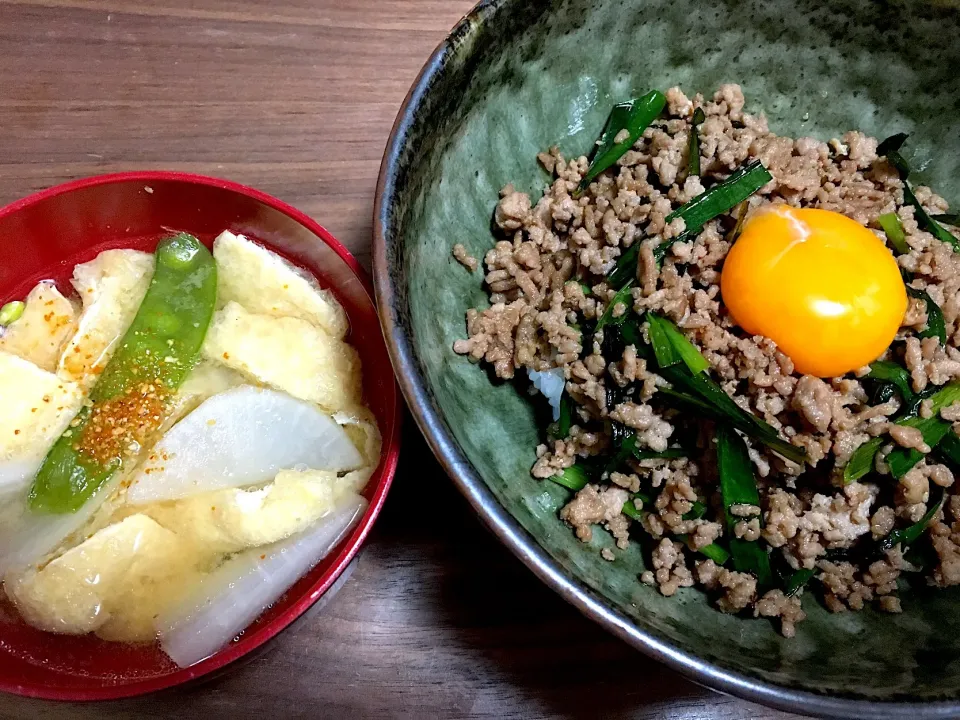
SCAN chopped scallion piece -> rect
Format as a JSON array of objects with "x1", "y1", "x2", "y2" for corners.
[
  {"x1": 843, "y1": 437, "x2": 884, "y2": 484},
  {"x1": 728, "y1": 539, "x2": 774, "y2": 588},
  {"x1": 906, "y1": 285, "x2": 947, "y2": 345},
  {"x1": 878, "y1": 134, "x2": 960, "y2": 253},
  {"x1": 784, "y1": 568, "x2": 815, "y2": 597},
  {"x1": 728, "y1": 201, "x2": 750, "y2": 244},
  {"x1": 607, "y1": 243, "x2": 640, "y2": 290},
  {"x1": 659, "y1": 365, "x2": 806, "y2": 464},
  {"x1": 687, "y1": 107, "x2": 706, "y2": 177},
  {"x1": 665, "y1": 160, "x2": 772, "y2": 230},
  {"x1": 866, "y1": 361, "x2": 914, "y2": 403},
  {"x1": 604, "y1": 430, "x2": 638, "y2": 476},
  {"x1": 844, "y1": 382, "x2": 960, "y2": 483},
  {"x1": 622, "y1": 500, "x2": 644, "y2": 521},
  {"x1": 877, "y1": 212, "x2": 910, "y2": 255},
  {"x1": 936, "y1": 431, "x2": 960, "y2": 469},
  {"x1": 886, "y1": 415, "x2": 955, "y2": 479},
  {"x1": 577, "y1": 91, "x2": 667, "y2": 195},
  {"x1": 634, "y1": 446, "x2": 687, "y2": 462},
  {"x1": 683, "y1": 500, "x2": 707, "y2": 521},
  {"x1": 0, "y1": 301, "x2": 25, "y2": 327},
  {"x1": 652, "y1": 228, "x2": 696, "y2": 266},
  {"x1": 716, "y1": 425, "x2": 773, "y2": 587},
  {"x1": 550, "y1": 464, "x2": 591, "y2": 492},
  {"x1": 716, "y1": 425, "x2": 761, "y2": 522},
  {"x1": 933, "y1": 214, "x2": 960, "y2": 227},
  {"x1": 646, "y1": 312, "x2": 710, "y2": 374},
  {"x1": 594, "y1": 280, "x2": 635, "y2": 332},
  {"x1": 655, "y1": 385, "x2": 717, "y2": 416},
  {"x1": 554, "y1": 392, "x2": 574, "y2": 439},
  {"x1": 879, "y1": 487, "x2": 944, "y2": 552},
  {"x1": 699, "y1": 543, "x2": 731, "y2": 565}
]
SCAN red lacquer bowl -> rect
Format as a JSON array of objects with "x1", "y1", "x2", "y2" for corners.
[{"x1": 0, "y1": 172, "x2": 402, "y2": 701}]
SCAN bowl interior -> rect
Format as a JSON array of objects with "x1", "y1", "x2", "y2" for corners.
[
  {"x1": 381, "y1": 0, "x2": 960, "y2": 707},
  {"x1": 0, "y1": 174, "x2": 400, "y2": 699}
]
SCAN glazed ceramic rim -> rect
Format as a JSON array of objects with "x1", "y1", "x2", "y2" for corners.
[
  {"x1": 372, "y1": 1, "x2": 960, "y2": 717},
  {"x1": 0, "y1": 171, "x2": 403, "y2": 702}
]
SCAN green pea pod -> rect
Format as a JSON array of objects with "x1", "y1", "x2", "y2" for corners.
[{"x1": 29, "y1": 233, "x2": 217, "y2": 513}]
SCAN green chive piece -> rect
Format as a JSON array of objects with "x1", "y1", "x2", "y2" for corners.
[
  {"x1": 665, "y1": 160, "x2": 773, "y2": 229},
  {"x1": 937, "y1": 431, "x2": 960, "y2": 469},
  {"x1": 886, "y1": 415, "x2": 955, "y2": 479},
  {"x1": 633, "y1": 446, "x2": 687, "y2": 462},
  {"x1": 577, "y1": 91, "x2": 667, "y2": 195},
  {"x1": 550, "y1": 464, "x2": 591, "y2": 492},
  {"x1": 878, "y1": 134, "x2": 960, "y2": 253},
  {"x1": 553, "y1": 392, "x2": 574, "y2": 439},
  {"x1": 607, "y1": 243, "x2": 641, "y2": 290},
  {"x1": 867, "y1": 360, "x2": 914, "y2": 403},
  {"x1": 683, "y1": 500, "x2": 707, "y2": 521},
  {"x1": 595, "y1": 280, "x2": 636, "y2": 332},
  {"x1": 879, "y1": 488, "x2": 944, "y2": 552},
  {"x1": 843, "y1": 437, "x2": 884, "y2": 484},
  {"x1": 716, "y1": 425, "x2": 773, "y2": 586},
  {"x1": 0, "y1": 301, "x2": 25, "y2": 327},
  {"x1": 655, "y1": 385, "x2": 717, "y2": 415},
  {"x1": 659, "y1": 365, "x2": 806, "y2": 464},
  {"x1": 699, "y1": 543, "x2": 731, "y2": 565},
  {"x1": 784, "y1": 568, "x2": 816, "y2": 597},
  {"x1": 728, "y1": 539, "x2": 774, "y2": 588},
  {"x1": 652, "y1": 227, "x2": 696, "y2": 266},
  {"x1": 687, "y1": 107, "x2": 706, "y2": 177},
  {"x1": 878, "y1": 212, "x2": 910, "y2": 255},
  {"x1": 622, "y1": 500, "x2": 644, "y2": 521},
  {"x1": 646, "y1": 312, "x2": 710, "y2": 374},
  {"x1": 716, "y1": 425, "x2": 761, "y2": 522},
  {"x1": 604, "y1": 431, "x2": 638, "y2": 476},
  {"x1": 728, "y1": 201, "x2": 750, "y2": 244},
  {"x1": 933, "y1": 214, "x2": 960, "y2": 227},
  {"x1": 844, "y1": 382, "x2": 960, "y2": 483},
  {"x1": 906, "y1": 285, "x2": 947, "y2": 345}
]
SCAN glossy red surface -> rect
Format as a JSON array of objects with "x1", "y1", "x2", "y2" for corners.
[{"x1": 0, "y1": 173, "x2": 402, "y2": 701}]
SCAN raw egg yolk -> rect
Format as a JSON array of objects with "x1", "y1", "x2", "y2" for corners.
[{"x1": 720, "y1": 206, "x2": 906, "y2": 378}]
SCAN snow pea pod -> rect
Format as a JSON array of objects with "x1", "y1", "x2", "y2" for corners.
[{"x1": 29, "y1": 233, "x2": 217, "y2": 513}]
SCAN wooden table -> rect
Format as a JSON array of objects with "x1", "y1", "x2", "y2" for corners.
[{"x1": 0, "y1": 1, "x2": 803, "y2": 718}]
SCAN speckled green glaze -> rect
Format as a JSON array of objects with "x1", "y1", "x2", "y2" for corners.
[{"x1": 378, "y1": 0, "x2": 960, "y2": 710}]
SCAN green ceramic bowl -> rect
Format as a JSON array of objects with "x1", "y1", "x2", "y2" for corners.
[{"x1": 374, "y1": 1, "x2": 960, "y2": 716}]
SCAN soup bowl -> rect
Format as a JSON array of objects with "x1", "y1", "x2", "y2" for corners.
[
  {"x1": 373, "y1": 0, "x2": 960, "y2": 716},
  {"x1": 0, "y1": 172, "x2": 402, "y2": 700}
]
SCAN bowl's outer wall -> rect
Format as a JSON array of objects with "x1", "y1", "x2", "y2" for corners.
[
  {"x1": 0, "y1": 174, "x2": 401, "y2": 700},
  {"x1": 378, "y1": 0, "x2": 960, "y2": 711}
]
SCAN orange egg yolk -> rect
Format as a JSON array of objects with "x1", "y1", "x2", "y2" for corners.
[{"x1": 720, "y1": 206, "x2": 906, "y2": 378}]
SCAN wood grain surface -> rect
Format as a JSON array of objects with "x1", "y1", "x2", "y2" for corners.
[{"x1": 0, "y1": 1, "x2": 803, "y2": 718}]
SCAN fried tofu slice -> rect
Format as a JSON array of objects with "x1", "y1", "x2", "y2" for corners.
[
  {"x1": 144, "y1": 468, "x2": 358, "y2": 554},
  {"x1": 58, "y1": 250, "x2": 154, "y2": 390},
  {"x1": 0, "y1": 351, "x2": 84, "y2": 494},
  {"x1": 213, "y1": 231, "x2": 349, "y2": 340},
  {"x1": 0, "y1": 282, "x2": 78, "y2": 372},
  {"x1": 5, "y1": 514, "x2": 198, "y2": 641},
  {"x1": 202, "y1": 302, "x2": 362, "y2": 413}
]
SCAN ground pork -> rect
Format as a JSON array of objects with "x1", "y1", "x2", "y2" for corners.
[
  {"x1": 452, "y1": 243, "x2": 479, "y2": 272},
  {"x1": 560, "y1": 484, "x2": 631, "y2": 549},
  {"x1": 454, "y1": 83, "x2": 960, "y2": 637}
]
